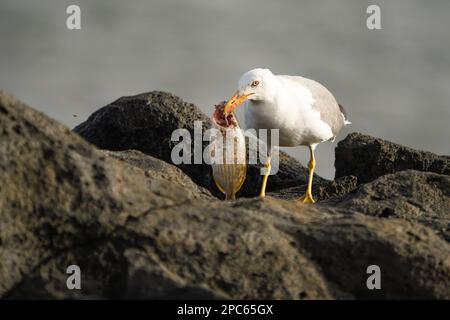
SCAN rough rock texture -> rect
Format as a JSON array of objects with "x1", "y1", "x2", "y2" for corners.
[
  {"x1": 271, "y1": 175, "x2": 358, "y2": 202},
  {"x1": 73, "y1": 91, "x2": 327, "y2": 198},
  {"x1": 335, "y1": 132, "x2": 450, "y2": 184},
  {"x1": 331, "y1": 170, "x2": 450, "y2": 241},
  {"x1": 100, "y1": 149, "x2": 213, "y2": 200},
  {"x1": 317, "y1": 175, "x2": 358, "y2": 201},
  {"x1": 1, "y1": 90, "x2": 450, "y2": 300}
]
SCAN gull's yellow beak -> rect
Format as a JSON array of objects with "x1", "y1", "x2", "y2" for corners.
[{"x1": 224, "y1": 91, "x2": 253, "y2": 114}]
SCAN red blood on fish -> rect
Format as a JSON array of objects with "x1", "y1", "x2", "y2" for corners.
[{"x1": 212, "y1": 101, "x2": 238, "y2": 128}]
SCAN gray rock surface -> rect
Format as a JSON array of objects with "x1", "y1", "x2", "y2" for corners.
[
  {"x1": 270, "y1": 175, "x2": 358, "y2": 201},
  {"x1": 101, "y1": 149, "x2": 213, "y2": 200},
  {"x1": 330, "y1": 170, "x2": 450, "y2": 241},
  {"x1": 1, "y1": 90, "x2": 450, "y2": 300},
  {"x1": 335, "y1": 132, "x2": 450, "y2": 184}
]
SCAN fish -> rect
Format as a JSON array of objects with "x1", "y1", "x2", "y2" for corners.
[{"x1": 209, "y1": 101, "x2": 247, "y2": 200}]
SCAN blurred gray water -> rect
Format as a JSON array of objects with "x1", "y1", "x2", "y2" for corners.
[{"x1": 1, "y1": 0, "x2": 449, "y2": 179}]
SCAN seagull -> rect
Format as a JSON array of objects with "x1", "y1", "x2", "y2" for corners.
[{"x1": 223, "y1": 68, "x2": 350, "y2": 203}]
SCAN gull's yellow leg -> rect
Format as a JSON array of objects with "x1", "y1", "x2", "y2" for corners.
[
  {"x1": 259, "y1": 156, "x2": 271, "y2": 199},
  {"x1": 298, "y1": 145, "x2": 316, "y2": 204}
]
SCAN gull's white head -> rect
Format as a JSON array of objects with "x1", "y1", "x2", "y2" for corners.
[{"x1": 224, "y1": 68, "x2": 277, "y2": 114}]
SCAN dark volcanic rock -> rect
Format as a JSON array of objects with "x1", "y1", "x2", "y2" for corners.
[
  {"x1": 331, "y1": 170, "x2": 450, "y2": 241},
  {"x1": 268, "y1": 175, "x2": 358, "y2": 202},
  {"x1": 2, "y1": 91, "x2": 450, "y2": 299},
  {"x1": 317, "y1": 175, "x2": 358, "y2": 201},
  {"x1": 101, "y1": 149, "x2": 213, "y2": 200},
  {"x1": 73, "y1": 91, "x2": 327, "y2": 198},
  {"x1": 335, "y1": 132, "x2": 450, "y2": 184}
]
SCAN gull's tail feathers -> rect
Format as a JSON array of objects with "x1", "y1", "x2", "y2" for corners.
[{"x1": 338, "y1": 104, "x2": 351, "y2": 125}]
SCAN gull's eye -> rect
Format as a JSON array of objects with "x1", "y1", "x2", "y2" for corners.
[{"x1": 251, "y1": 80, "x2": 260, "y2": 87}]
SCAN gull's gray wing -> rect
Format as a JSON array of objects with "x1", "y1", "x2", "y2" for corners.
[{"x1": 277, "y1": 75, "x2": 346, "y2": 137}]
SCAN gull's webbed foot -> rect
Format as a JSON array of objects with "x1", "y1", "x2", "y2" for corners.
[{"x1": 297, "y1": 192, "x2": 315, "y2": 204}]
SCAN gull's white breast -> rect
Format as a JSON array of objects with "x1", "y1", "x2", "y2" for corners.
[{"x1": 244, "y1": 76, "x2": 335, "y2": 147}]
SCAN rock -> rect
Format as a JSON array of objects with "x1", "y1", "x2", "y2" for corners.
[
  {"x1": 2, "y1": 91, "x2": 450, "y2": 299},
  {"x1": 335, "y1": 132, "x2": 450, "y2": 184},
  {"x1": 0, "y1": 90, "x2": 196, "y2": 298},
  {"x1": 333, "y1": 133, "x2": 450, "y2": 242},
  {"x1": 100, "y1": 149, "x2": 213, "y2": 200},
  {"x1": 330, "y1": 170, "x2": 450, "y2": 242},
  {"x1": 268, "y1": 175, "x2": 358, "y2": 202},
  {"x1": 316, "y1": 175, "x2": 358, "y2": 201},
  {"x1": 73, "y1": 91, "x2": 328, "y2": 198},
  {"x1": 281, "y1": 201, "x2": 450, "y2": 299}
]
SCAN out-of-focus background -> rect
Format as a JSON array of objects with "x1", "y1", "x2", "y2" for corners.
[{"x1": 1, "y1": 0, "x2": 449, "y2": 179}]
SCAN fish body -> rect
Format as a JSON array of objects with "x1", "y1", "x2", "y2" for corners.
[{"x1": 210, "y1": 102, "x2": 247, "y2": 200}]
